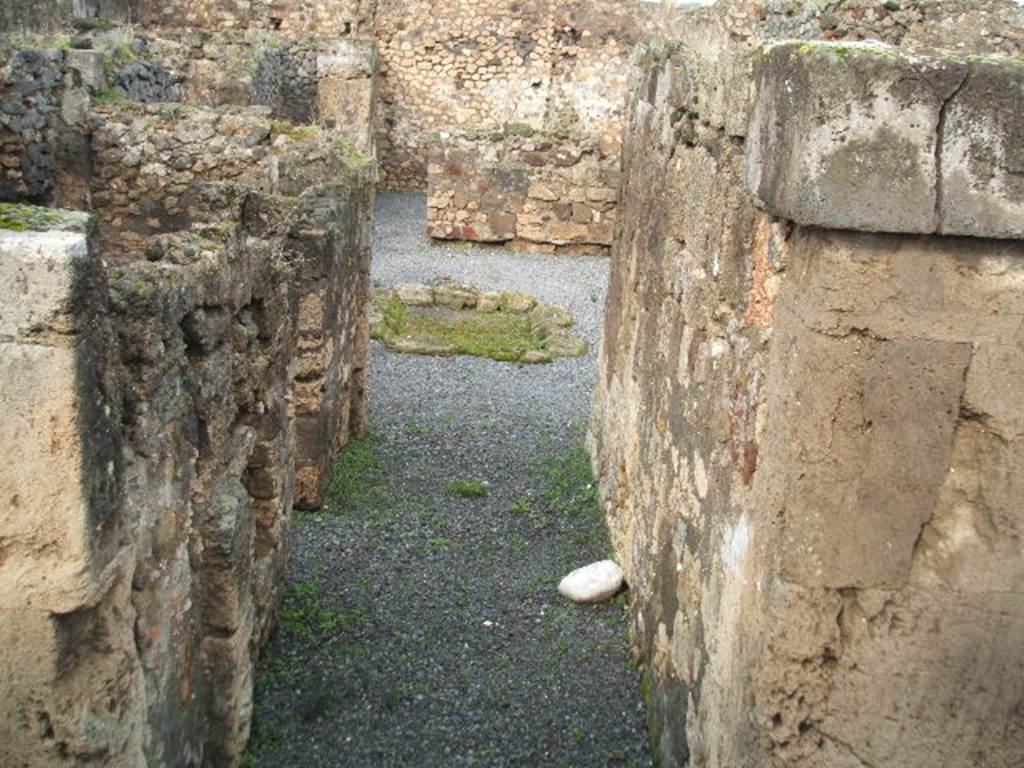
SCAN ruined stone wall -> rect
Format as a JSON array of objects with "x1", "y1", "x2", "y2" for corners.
[
  {"x1": 0, "y1": 44, "x2": 96, "y2": 207},
  {"x1": 426, "y1": 128, "x2": 618, "y2": 253},
  {"x1": 591, "y1": 2, "x2": 1024, "y2": 766},
  {"x1": 374, "y1": 0, "x2": 659, "y2": 189},
  {"x1": 138, "y1": 0, "x2": 376, "y2": 37},
  {"x1": 0, "y1": 0, "x2": 141, "y2": 33},
  {"x1": 0, "y1": 31, "x2": 375, "y2": 765},
  {"x1": 0, "y1": 27, "x2": 378, "y2": 199}
]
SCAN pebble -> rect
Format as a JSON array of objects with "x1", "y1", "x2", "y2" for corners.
[{"x1": 558, "y1": 560, "x2": 624, "y2": 603}]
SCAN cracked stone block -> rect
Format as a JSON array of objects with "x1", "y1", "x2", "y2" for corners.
[
  {"x1": 746, "y1": 41, "x2": 966, "y2": 235},
  {"x1": 939, "y1": 58, "x2": 1024, "y2": 239}
]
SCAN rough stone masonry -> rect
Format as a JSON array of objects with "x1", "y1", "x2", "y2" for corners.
[
  {"x1": 591, "y1": 1, "x2": 1024, "y2": 766},
  {"x1": 2, "y1": 0, "x2": 1024, "y2": 767},
  {"x1": 0, "y1": 6, "x2": 376, "y2": 765}
]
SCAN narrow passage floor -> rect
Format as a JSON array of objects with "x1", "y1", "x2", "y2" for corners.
[{"x1": 245, "y1": 193, "x2": 652, "y2": 767}]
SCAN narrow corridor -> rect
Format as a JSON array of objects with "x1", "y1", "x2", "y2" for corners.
[{"x1": 245, "y1": 193, "x2": 651, "y2": 767}]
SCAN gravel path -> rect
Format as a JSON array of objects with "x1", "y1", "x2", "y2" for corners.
[{"x1": 245, "y1": 192, "x2": 652, "y2": 768}]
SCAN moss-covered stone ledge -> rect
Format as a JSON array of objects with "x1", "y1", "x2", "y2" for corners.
[
  {"x1": 0, "y1": 202, "x2": 91, "y2": 233},
  {"x1": 369, "y1": 283, "x2": 587, "y2": 364}
]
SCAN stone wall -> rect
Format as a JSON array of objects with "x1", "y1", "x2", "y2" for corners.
[
  {"x1": 139, "y1": 0, "x2": 376, "y2": 37},
  {"x1": 2, "y1": 0, "x2": 657, "y2": 248},
  {"x1": 0, "y1": 0, "x2": 141, "y2": 33},
  {"x1": 0, "y1": 25, "x2": 375, "y2": 766},
  {"x1": 591, "y1": 2, "x2": 1024, "y2": 766},
  {"x1": 0, "y1": 27, "x2": 379, "y2": 201},
  {"x1": 426, "y1": 128, "x2": 618, "y2": 253},
  {"x1": 374, "y1": 0, "x2": 660, "y2": 189},
  {"x1": 0, "y1": 45, "x2": 94, "y2": 207}
]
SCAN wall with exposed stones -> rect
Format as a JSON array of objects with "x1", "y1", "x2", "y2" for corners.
[
  {"x1": 138, "y1": 0, "x2": 376, "y2": 37},
  {"x1": 591, "y1": 1, "x2": 1024, "y2": 767},
  {"x1": 2, "y1": 0, "x2": 662, "y2": 249},
  {"x1": 0, "y1": 26, "x2": 379, "y2": 195},
  {"x1": 373, "y1": 0, "x2": 660, "y2": 190},
  {"x1": 426, "y1": 128, "x2": 618, "y2": 253},
  {"x1": 0, "y1": 19, "x2": 375, "y2": 767}
]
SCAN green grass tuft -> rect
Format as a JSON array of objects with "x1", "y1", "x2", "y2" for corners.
[
  {"x1": 321, "y1": 431, "x2": 386, "y2": 512},
  {"x1": 278, "y1": 580, "x2": 365, "y2": 643},
  {"x1": 93, "y1": 88, "x2": 128, "y2": 105},
  {"x1": 444, "y1": 479, "x2": 489, "y2": 498}
]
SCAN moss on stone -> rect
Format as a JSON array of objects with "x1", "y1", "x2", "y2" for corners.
[
  {"x1": 371, "y1": 289, "x2": 586, "y2": 364},
  {"x1": 503, "y1": 121, "x2": 537, "y2": 138},
  {"x1": 373, "y1": 297, "x2": 536, "y2": 363},
  {"x1": 93, "y1": 88, "x2": 128, "y2": 105},
  {"x1": 271, "y1": 120, "x2": 321, "y2": 141},
  {"x1": 640, "y1": 668, "x2": 662, "y2": 767},
  {"x1": 333, "y1": 135, "x2": 372, "y2": 168},
  {"x1": 0, "y1": 203, "x2": 88, "y2": 232}
]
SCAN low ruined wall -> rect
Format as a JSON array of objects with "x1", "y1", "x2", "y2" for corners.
[
  {"x1": 426, "y1": 129, "x2": 618, "y2": 253},
  {"x1": 0, "y1": 0, "x2": 141, "y2": 33},
  {"x1": 0, "y1": 26, "x2": 378, "y2": 213},
  {"x1": 591, "y1": 2, "x2": 1024, "y2": 766},
  {"x1": 138, "y1": 31, "x2": 378, "y2": 144},
  {"x1": 139, "y1": 0, "x2": 376, "y2": 37},
  {"x1": 0, "y1": 71, "x2": 374, "y2": 768}
]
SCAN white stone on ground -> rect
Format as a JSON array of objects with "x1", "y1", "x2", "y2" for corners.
[{"x1": 558, "y1": 560, "x2": 624, "y2": 603}]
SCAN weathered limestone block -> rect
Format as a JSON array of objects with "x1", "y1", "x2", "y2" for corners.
[
  {"x1": 748, "y1": 41, "x2": 1024, "y2": 239},
  {"x1": 65, "y1": 50, "x2": 107, "y2": 92},
  {"x1": 317, "y1": 38, "x2": 379, "y2": 156},
  {"x1": 0, "y1": 209, "x2": 144, "y2": 768},
  {"x1": 747, "y1": 42, "x2": 966, "y2": 235},
  {"x1": 753, "y1": 229, "x2": 1024, "y2": 768},
  {"x1": 594, "y1": 28, "x2": 1024, "y2": 768},
  {"x1": 940, "y1": 57, "x2": 1024, "y2": 239},
  {"x1": 0, "y1": 211, "x2": 120, "y2": 613}
]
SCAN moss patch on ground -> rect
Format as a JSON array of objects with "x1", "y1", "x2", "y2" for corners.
[
  {"x1": 444, "y1": 479, "x2": 489, "y2": 498},
  {"x1": 370, "y1": 290, "x2": 586, "y2": 364}
]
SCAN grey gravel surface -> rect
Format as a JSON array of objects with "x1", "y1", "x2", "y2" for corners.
[{"x1": 245, "y1": 192, "x2": 652, "y2": 768}]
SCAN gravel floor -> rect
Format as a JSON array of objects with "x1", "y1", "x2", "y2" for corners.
[{"x1": 245, "y1": 192, "x2": 652, "y2": 768}]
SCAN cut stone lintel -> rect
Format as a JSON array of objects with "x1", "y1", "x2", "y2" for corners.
[
  {"x1": 0, "y1": 209, "x2": 122, "y2": 613},
  {"x1": 746, "y1": 42, "x2": 1024, "y2": 240}
]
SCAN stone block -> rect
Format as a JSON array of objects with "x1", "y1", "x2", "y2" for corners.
[
  {"x1": 0, "y1": 226, "x2": 91, "y2": 338},
  {"x1": 0, "y1": 343, "x2": 100, "y2": 611},
  {"x1": 434, "y1": 284, "x2": 477, "y2": 309},
  {"x1": 939, "y1": 58, "x2": 1024, "y2": 239},
  {"x1": 775, "y1": 333, "x2": 971, "y2": 589},
  {"x1": 66, "y1": 49, "x2": 106, "y2": 92},
  {"x1": 394, "y1": 282, "x2": 434, "y2": 306},
  {"x1": 0, "y1": 219, "x2": 119, "y2": 614},
  {"x1": 747, "y1": 42, "x2": 966, "y2": 235},
  {"x1": 317, "y1": 38, "x2": 379, "y2": 155}
]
